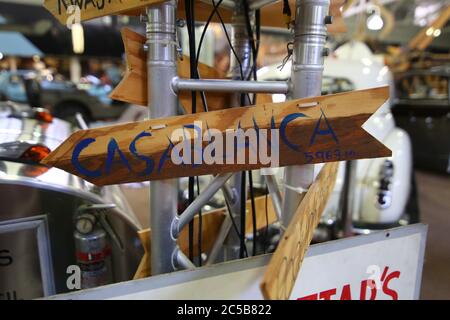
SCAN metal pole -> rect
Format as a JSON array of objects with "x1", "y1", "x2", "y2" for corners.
[
  {"x1": 265, "y1": 174, "x2": 283, "y2": 220},
  {"x1": 146, "y1": 1, "x2": 179, "y2": 275},
  {"x1": 340, "y1": 160, "x2": 357, "y2": 237},
  {"x1": 206, "y1": 216, "x2": 233, "y2": 265},
  {"x1": 223, "y1": 1, "x2": 254, "y2": 260},
  {"x1": 173, "y1": 248, "x2": 196, "y2": 270},
  {"x1": 172, "y1": 78, "x2": 289, "y2": 93},
  {"x1": 281, "y1": 0, "x2": 331, "y2": 226},
  {"x1": 173, "y1": 173, "x2": 234, "y2": 236},
  {"x1": 248, "y1": 0, "x2": 279, "y2": 10}
]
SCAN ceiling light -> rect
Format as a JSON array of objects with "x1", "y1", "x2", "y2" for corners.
[{"x1": 367, "y1": 11, "x2": 384, "y2": 31}]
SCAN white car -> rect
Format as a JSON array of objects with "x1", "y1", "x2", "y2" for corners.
[{"x1": 257, "y1": 42, "x2": 417, "y2": 237}]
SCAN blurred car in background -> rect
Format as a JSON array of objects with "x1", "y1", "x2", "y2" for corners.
[
  {"x1": 0, "y1": 70, "x2": 127, "y2": 124},
  {"x1": 0, "y1": 70, "x2": 37, "y2": 103},
  {"x1": 393, "y1": 65, "x2": 450, "y2": 174}
]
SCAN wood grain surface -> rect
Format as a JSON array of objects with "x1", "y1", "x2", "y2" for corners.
[
  {"x1": 44, "y1": 0, "x2": 346, "y2": 33},
  {"x1": 260, "y1": 161, "x2": 339, "y2": 300},
  {"x1": 41, "y1": 87, "x2": 391, "y2": 186}
]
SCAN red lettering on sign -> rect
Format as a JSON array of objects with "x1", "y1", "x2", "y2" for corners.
[
  {"x1": 296, "y1": 265, "x2": 401, "y2": 301},
  {"x1": 340, "y1": 284, "x2": 352, "y2": 300},
  {"x1": 319, "y1": 289, "x2": 337, "y2": 300}
]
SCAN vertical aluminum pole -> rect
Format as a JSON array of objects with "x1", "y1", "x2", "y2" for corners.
[
  {"x1": 223, "y1": 1, "x2": 254, "y2": 260},
  {"x1": 282, "y1": 0, "x2": 331, "y2": 226},
  {"x1": 146, "y1": 1, "x2": 178, "y2": 275}
]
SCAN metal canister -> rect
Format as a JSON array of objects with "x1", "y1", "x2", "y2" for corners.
[{"x1": 74, "y1": 228, "x2": 112, "y2": 289}]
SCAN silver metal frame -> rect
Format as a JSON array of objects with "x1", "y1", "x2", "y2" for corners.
[
  {"x1": 172, "y1": 78, "x2": 289, "y2": 93},
  {"x1": 282, "y1": 0, "x2": 331, "y2": 226},
  {"x1": 146, "y1": 0, "x2": 333, "y2": 273},
  {"x1": 222, "y1": 0, "x2": 255, "y2": 261},
  {"x1": 146, "y1": 1, "x2": 179, "y2": 275},
  {"x1": 0, "y1": 216, "x2": 55, "y2": 297}
]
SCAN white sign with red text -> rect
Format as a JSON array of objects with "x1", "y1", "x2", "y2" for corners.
[{"x1": 48, "y1": 224, "x2": 427, "y2": 300}]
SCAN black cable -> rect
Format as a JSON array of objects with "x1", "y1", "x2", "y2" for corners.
[
  {"x1": 196, "y1": 177, "x2": 202, "y2": 266},
  {"x1": 193, "y1": 0, "x2": 263, "y2": 258},
  {"x1": 242, "y1": 0, "x2": 259, "y2": 97},
  {"x1": 242, "y1": 0, "x2": 260, "y2": 257},
  {"x1": 248, "y1": 171, "x2": 257, "y2": 256},
  {"x1": 264, "y1": 184, "x2": 269, "y2": 254},
  {"x1": 195, "y1": 0, "x2": 224, "y2": 69},
  {"x1": 224, "y1": 195, "x2": 249, "y2": 257},
  {"x1": 194, "y1": 0, "x2": 226, "y2": 113},
  {"x1": 190, "y1": 1, "x2": 205, "y2": 267},
  {"x1": 210, "y1": 1, "x2": 245, "y2": 80},
  {"x1": 185, "y1": 0, "x2": 196, "y2": 262},
  {"x1": 239, "y1": 172, "x2": 247, "y2": 259}
]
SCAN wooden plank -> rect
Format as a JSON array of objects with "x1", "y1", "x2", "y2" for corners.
[
  {"x1": 43, "y1": 0, "x2": 232, "y2": 25},
  {"x1": 134, "y1": 194, "x2": 278, "y2": 279},
  {"x1": 41, "y1": 87, "x2": 391, "y2": 186},
  {"x1": 260, "y1": 161, "x2": 339, "y2": 300},
  {"x1": 133, "y1": 229, "x2": 151, "y2": 279},
  {"x1": 44, "y1": 0, "x2": 345, "y2": 33},
  {"x1": 43, "y1": 0, "x2": 164, "y2": 25},
  {"x1": 110, "y1": 28, "x2": 231, "y2": 113}
]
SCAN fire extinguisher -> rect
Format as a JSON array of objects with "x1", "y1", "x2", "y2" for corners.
[{"x1": 74, "y1": 208, "x2": 114, "y2": 289}]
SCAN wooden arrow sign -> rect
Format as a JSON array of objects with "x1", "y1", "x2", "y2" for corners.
[
  {"x1": 260, "y1": 161, "x2": 339, "y2": 300},
  {"x1": 44, "y1": 0, "x2": 345, "y2": 33},
  {"x1": 110, "y1": 28, "x2": 232, "y2": 113},
  {"x1": 41, "y1": 87, "x2": 391, "y2": 186}
]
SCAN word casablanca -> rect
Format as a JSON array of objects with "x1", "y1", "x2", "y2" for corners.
[{"x1": 41, "y1": 87, "x2": 391, "y2": 186}]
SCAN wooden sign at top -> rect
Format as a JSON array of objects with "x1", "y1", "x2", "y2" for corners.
[
  {"x1": 43, "y1": 0, "x2": 232, "y2": 25},
  {"x1": 41, "y1": 87, "x2": 391, "y2": 186},
  {"x1": 44, "y1": 0, "x2": 345, "y2": 33},
  {"x1": 44, "y1": 0, "x2": 163, "y2": 25}
]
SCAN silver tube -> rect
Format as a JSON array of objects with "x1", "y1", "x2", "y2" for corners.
[
  {"x1": 281, "y1": 0, "x2": 330, "y2": 227},
  {"x1": 249, "y1": 0, "x2": 280, "y2": 10},
  {"x1": 146, "y1": 1, "x2": 179, "y2": 275},
  {"x1": 222, "y1": 183, "x2": 237, "y2": 205},
  {"x1": 206, "y1": 181, "x2": 238, "y2": 265},
  {"x1": 173, "y1": 78, "x2": 289, "y2": 94},
  {"x1": 223, "y1": 2, "x2": 254, "y2": 260},
  {"x1": 206, "y1": 216, "x2": 233, "y2": 265},
  {"x1": 265, "y1": 174, "x2": 283, "y2": 221},
  {"x1": 173, "y1": 248, "x2": 196, "y2": 270},
  {"x1": 175, "y1": 173, "x2": 234, "y2": 235}
]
